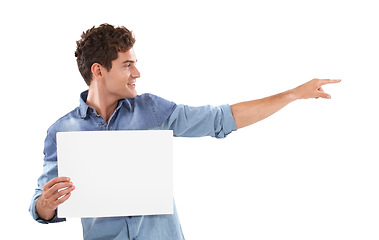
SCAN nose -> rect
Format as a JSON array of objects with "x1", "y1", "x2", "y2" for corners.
[{"x1": 132, "y1": 65, "x2": 140, "y2": 78}]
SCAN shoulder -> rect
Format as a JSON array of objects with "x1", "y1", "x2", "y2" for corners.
[
  {"x1": 123, "y1": 93, "x2": 177, "y2": 126},
  {"x1": 123, "y1": 93, "x2": 177, "y2": 110},
  {"x1": 137, "y1": 93, "x2": 174, "y2": 104},
  {"x1": 46, "y1": 107, "x2": 81, "y2": 140}
]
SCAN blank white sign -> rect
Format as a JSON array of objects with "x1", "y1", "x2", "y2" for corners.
[{"x1": 56, "y1": 130, "x2": 173, "y2": 218}]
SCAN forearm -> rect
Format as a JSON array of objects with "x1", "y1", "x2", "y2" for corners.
[
  {"x1": 231, "y1": 90, "x2": 297, "y2": 129},
  {"x1": 230, "y1": 78, "x2": 341, "y2": 129}
]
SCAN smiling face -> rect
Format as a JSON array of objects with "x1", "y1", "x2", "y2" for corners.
[{"x1": 100, "y1": 48, "x2": 140, "y2": 100}]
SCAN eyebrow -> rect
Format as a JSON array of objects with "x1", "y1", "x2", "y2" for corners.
[{"x1": 122, "y1": 59, "x2": 137, "y2": 64}]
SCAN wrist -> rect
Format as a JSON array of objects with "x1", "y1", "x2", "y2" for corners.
[
  {"x1": 285, "y1": 88, "x2": 300, "y2": 102},
  {"x1": 36, "y1": 197, "x2": 56, "y2": 221}
]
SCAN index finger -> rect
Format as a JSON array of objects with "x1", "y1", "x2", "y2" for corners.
[
  {"x1": 320, "y1": 79, "x2": 342, "y2": 85},
  {"x1": 43, "y1": 177, "x2": 71, "y2": 190}
]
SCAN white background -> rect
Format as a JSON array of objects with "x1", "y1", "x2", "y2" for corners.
[{"x1": 1, "y1": 0, "x2": 378, "y2": 239}]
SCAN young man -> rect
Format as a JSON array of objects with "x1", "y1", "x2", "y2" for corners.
[{"x1": 29, "y1": 23, "x2": 340, "y2": 239}]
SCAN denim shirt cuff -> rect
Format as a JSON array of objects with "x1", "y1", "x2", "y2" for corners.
[
  {"x1": 220, "y1": 104, "x2": 237, "y2": 136},
  {"x1": 30, "y1": 195, "x2": 66, "y2": 224}
]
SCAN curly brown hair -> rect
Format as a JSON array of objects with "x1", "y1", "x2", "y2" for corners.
[{"x1": 75, "y1": 23, "x2": 136, "y2": 86}]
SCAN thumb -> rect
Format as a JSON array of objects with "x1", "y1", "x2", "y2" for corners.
[
  {"x1": 318, "y1": 92, "x2": 331, "y2": 99},
  {"x1": 316, "y1": 86, "x2": 331, "y2": 99}
]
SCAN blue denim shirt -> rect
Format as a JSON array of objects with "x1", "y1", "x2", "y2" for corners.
[{"x1": 29, "y1": 90, "x2": 237, "y2": 240}]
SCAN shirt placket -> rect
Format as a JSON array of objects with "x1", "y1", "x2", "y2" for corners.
[{"x1": 126, "y1": 216, "x2": 137, "y2": 240}]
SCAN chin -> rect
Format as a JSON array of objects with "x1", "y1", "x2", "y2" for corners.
[{"x1": 126, "y1": 91, "x2": 138, "y2": 99}]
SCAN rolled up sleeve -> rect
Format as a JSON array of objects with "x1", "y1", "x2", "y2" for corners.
[
  {"x1": 29, "y1": 132, "x2": 66, "y2": 224},
  {"x1": 162, "y1": 104, "x2": 237, "y2": 138}
]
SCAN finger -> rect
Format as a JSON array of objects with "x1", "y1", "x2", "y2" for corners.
[
  {"x1": 318, "y1": 91, "x2": 331, "y2": 99},
  {"x1": 50, "y1": 192, "x2": 73, "y2": 209},
  {"x1": 43, "y1": 177, "x2": 71, "y2": 191},
  {"x1": 45, "y1": 182, "x2": 74, "y2": 198},
  {"x1": 51, "y1": 185, "x2": 75, "y2": 202},
  {"x1": 320, "y1": 79, "x2": 341, "y2": 85},
  {"x1": 56, "y1": 192, "x2": 72, "y2": 206}
]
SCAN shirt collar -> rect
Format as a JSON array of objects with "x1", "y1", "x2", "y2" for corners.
[
  {"x1": 78, "y1": 90, "x2": 130, "y2": 118},
  {"x1": 79, "y1": 90, "x2": 90, "y2": 118}
]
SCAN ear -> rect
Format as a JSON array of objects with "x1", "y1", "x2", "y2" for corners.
[{"x1": 91, "y1": 63, "x2": 104, "y2": 81}]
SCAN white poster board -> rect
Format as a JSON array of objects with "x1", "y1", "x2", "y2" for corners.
[{"x1": 56, "y1": 130, "x2": 173, "y2": 218}]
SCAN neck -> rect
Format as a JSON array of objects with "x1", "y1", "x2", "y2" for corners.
[{"x1": 86, "y1": 82, "x2": 118, "y2": 123}]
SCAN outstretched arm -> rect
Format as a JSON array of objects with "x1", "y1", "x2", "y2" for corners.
[{"x1": 231, "y1": 78, "x2": 341, "y2": 129}]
